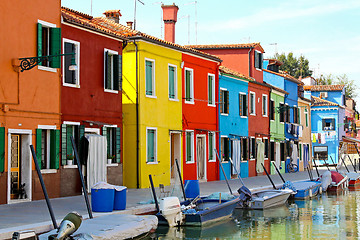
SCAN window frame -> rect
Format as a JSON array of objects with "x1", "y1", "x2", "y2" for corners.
[
  {"x1": 263, "y1": 138, "x2": 269, "y2": 159},
  {"x1": 279, "y1": 102, "x2": 285, "y2": 124},
  {"x1": 168, "y1": 63, "x2": 178, "y2": 101},
  {"x1": 37, "y1": 20, "x2": 58, "y2": 72},
  {"x1": 270, "y1": 99, "x2": 275, "y2": 121},
  {"x1": 104, "y1": 48, "x2": 120, "y2": 93},
  {"x1": 220, "y1": 88, "x2": 229, "y2": 115},
  {"x1": 62, "y1": 38, "x2": 80, "y2": 88},
  {"x1": 322, "y1": 118, "x2": 335, "y2": 131},
  {"x1": 185, "y1": 130, "x2": 195, "y2": 163},
  {"x1": 249, "y1": 91, "x2": 256, "y2": 116},
  {"x1": 208, "y1": 73, "x2": 216, "y2": 107},
  {"x1": 184, "y1": 68, "x2": 194, "y2": 104},
  {"x1": 254, "y1": 50, "x2": 263, "y2": 71},
  {"x1": 305, "y1": 107, "x2": 309, "y2": 127},
  {"x1": 208, "y1": 131, "x2": 216, "y2": 162},
  {"x1": 249, "y1": 137, "x2": 256, "y2": 160},
  {"x1": 262, "y1": 94, "x2": 268, "y2": 117},
  {"x1": 239, "y1": 92, "x2": 248, "y2": 117},
  {"x1": 146, "y1": 127, "x2": 157, "y2": 164}
]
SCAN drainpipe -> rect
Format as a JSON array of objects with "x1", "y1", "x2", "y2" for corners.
[
  {"x1": 248, "y1": 47, "x2": 253, "y2": 78},
  {"x1": 134, "y1": 39, "x2": 140, "y2": 189}
]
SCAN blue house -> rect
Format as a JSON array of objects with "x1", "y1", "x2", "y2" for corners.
[
  {"x1": 218, "y1": 66, "x2": 251, "y2": 179},
  {"x1": 304, "y1": 85, "x2": 346, "y2": 164},
  {"x1": 263, "y1": 59, "x2": 302, "y2": 172}
]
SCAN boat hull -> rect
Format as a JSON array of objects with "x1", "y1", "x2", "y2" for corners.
[
  {"x1": 248, "y1": 189, "x2": 293, "y2": 210},
  {"x1": 291, "y1": 181, "x2": 322, "y2": 200},
  {"x1": 327, "y1": 176, "x2": 349, "y2": 192}
]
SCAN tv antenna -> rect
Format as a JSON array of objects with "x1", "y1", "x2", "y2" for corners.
[
  {"x1": 185, "y1": 1, "x2": 197, "y2": 44},
  {"x1": 134, "y1": 0, "x2": 145, "y2": 30}
]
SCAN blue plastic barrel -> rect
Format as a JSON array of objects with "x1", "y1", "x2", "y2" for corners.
[
  {"x1": 184, "y1": 180, "x2": 200, "y2": 198},
  {"x1": 91, "y1": 188, "x2": 115, "y2": 212},
  {"x1": 114, "y1": 187, "x2": 127, "y2": 210}
]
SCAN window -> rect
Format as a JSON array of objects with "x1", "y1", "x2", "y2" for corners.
[
  {"x1": 208, "y1": 132, "x2": 215, "y2": 161},
  {"x1": 267, "y1": 64, "x2": 279, "y2": 73},
  {"x1": 254, "y1": 50, "x2": 263, "y2": 70},
  {"x1": 208, "y1": 74, "x2": 215, "y2": 106},
  {"x1": 279, "y1": 103, "x2": 285, "y2": 123},
  {"x1": 185, "y1": 68, "x2": 194, "y2": 102},
  {"x1": 249, "y1": 92, "x2": 256, "y2": 115},
  {"x1": 241, "y1": 138, "x2": 248, "y2": 161},
  {"x1": 63, "y1": 39, "x2": 80, "y2": 86},
  {"x1": 186, "y1": 131, "x2": 194, "y2": 162},
  {"x1": 264, "y1": 138, "x2": 269, "y2": 159},
  {"x1": 250, "y1": 137, "x2": 256, "y2": 159},
  {"x1": 285, "y1": 105, "x2": 290, "y2": 123},
  {"x1": 293, "y1": 107, "x2": 299, "y2": 124},
  {"x1": 305, "y1": 108, "x2": 309, "y2": 127},
  {"x1": 146, "y1": 128, "x2": 157, "y2": 163},
  {"x1": 314, "y1": 146, "x2": 328, "y2": 160},
  {"x1": 320, "y1": 92, "x2": 328, "y2": 99},
  {"x1": 239, "y1": 93, "x2": 248, "y2": 116},
  {"x1": 270, "y1": 100, "x2": 275, "y2": 120},
  {"x1": 280, "y1": 142, "x2": 285, "y2": 162},
  {"x1": 103, "y1": 127, "x2": 121, "y2": 164},
  {"x1": 61, "y1": 123, "x2": 84, "y2": 166},
  {"x1": 221, "y1": 137, "x2": 230, "y2": 162},
  {"x1": 105, "y1": 49, "x2": 122, "y2": 91},
  {"x1": 220, "y1": 89, "x2": 229, "y2": 114},
  {"x1": 37, "y1": 21, "x2": 61, "y2": 68},
  {"x1": 168, "y1": 65, "x2": 177, "y2": 99},
  {"x1": 262, "y1": 95, "x2": 268, "y2": 117},
  {"x1": 36, "y1": 128, "x2": 60, "y2": 170},
  {"x1": 270, "y1": 141, "x2": 275, "y2": 162},
  {"x1": 322, "y1": 118, "x2": 335, "y2": 131}
]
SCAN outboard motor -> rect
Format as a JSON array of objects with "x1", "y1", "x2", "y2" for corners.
[
  {"x1": 48, "y1": 212, "x2": 82, "y2": 240},
  {"x1": 159, "y1": 197, "x2": 184, "y2": 227},
  {"x1": 237, "y1": 186, "x2": 252, "y2": 208}
]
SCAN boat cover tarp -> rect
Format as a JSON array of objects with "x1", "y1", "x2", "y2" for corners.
[
  {"x1": 320, "y1": 171, "x2": 332, "y2": 191},
  {"x1": 347, "y1": 172, "x2": 360, "y2": 180},
  {"x1": 281, "y1": 181, "x2": 297, "y2": 192},
  {"x1": 206, "y1": 192, "x2": 235, "y2": 201},
  {"x1": 331, "y1": 171, "x2": 344, "y2": 184}
]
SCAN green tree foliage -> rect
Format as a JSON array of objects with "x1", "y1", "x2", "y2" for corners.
[
  {"x1": 274, "y1": 52, "x2": 313, "y2": 79},
  {"x1": 316, "y1": 74, "x2": 334, "y2": 85},
  {"x1": 316, "y1": 74, "x2": 357, "y2": 98}
]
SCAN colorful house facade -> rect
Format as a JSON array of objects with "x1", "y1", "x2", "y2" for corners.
[
  {"x1": 298, "y1": 96, "x2": 312, "y2": 171},
  {"x1": 0, "y1": 0, "x2": 62, "y2": 204},
  {"x1": 60, "y1": 8, "x2": 124, "y2": 196},
  {"x1": 218, "y1": 66, "x2": 251, "y2": 179},
  {"x1": 188, "y1": 43, "x2": 271, "y2": 177}
]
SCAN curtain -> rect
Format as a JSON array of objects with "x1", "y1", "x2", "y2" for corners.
[
  {"x1": 256, "y1": 140, "x2": 265, "y2": 173},
  {"x1": 304, "y1": 144, "x2": 309, "y2": 168},
  {"x1": 232, "y1": 140, "x2": 241, "y2": 175}
]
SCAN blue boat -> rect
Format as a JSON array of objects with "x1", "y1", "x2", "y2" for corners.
[
  {"x1": 157, "y1": 195, "x2": 241, "y2": 226},
  {"x1": 290, "y1": 180, "x2": 322, "y2": 199}
]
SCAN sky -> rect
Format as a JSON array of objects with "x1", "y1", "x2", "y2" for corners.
[{"x1": 61, "y1": 0, "x2": 360, "y2": 108}]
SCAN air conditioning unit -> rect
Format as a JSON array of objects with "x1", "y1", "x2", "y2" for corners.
[{"x1": 320, "y1": 92, "x2": 328, "y2": 98}]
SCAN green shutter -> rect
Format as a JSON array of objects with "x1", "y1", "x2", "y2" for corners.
[
  {"x1": 209, "y1": 133, "x2": 213, "y2": 160},
  {"x1": 145, "y1": 60, "x2": 153, "y2": 95},
  {"x1": 118, "y1": 55, "x2": 122, "y2": 90},
  {"x1": 105, "y1": 52, "x2": 111, "y2": 89},
  {"x1": 35, "y1": 129, "x2": 42, "y2": 169},
  {"x1": 113, "y1": 54, "x2": 119, "y2": 90},
  {"x1": 185, "y1": 70, "x2": 191, "y2": 100},
  {"x1": 61, "y1": 124, "x2": 67, "y2": 165},
  {"x1": 186, "y1": 132, "x2": 191, "y2": 162},
  {"x1": 169, "y1": 66, "x2": 175, "y2": 98},
  {"x1": 220, "y1": 90, "x2": 223, "y2": 113},
  {"x1": 50, "y1": 27, "x2": 61, "y2": 68},
  {"x1": 115, "y1": 127, "x2": 121, "y2": 163},
  {"x1": 147, "y1": 130, "x2": 154, "y2": 162},
  {"x1": 50, "y1": 130, "x2": 60, "y2": 169},
  {"x1": 208, "y1": 75, "x2": 213, "y2": 104},
  {"x1": 0, "y1": 127, "x2": 5, "y2": 173},
  {"x1": 37, "y1": 23, "x2": 42, "y2": 64},
  {"x1": 66, "y1": 125, "x2": 73, "y2": 157}
]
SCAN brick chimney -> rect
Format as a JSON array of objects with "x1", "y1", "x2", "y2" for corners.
[
  {"x1": 126, "y1": 21, "x2": 133, "y2": 29},
  {"x1": 104, "y1": 10, "x2": 122, "y2": 23},
  {"x1": 161, "y1": 4, "x2": 179, "y2": 43}
]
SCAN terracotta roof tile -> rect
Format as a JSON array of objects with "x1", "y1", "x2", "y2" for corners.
[
  {"x1": 219, "y1": 66, "x2": 253, "y2": 81},
  {"x1": 185, "y1": 43, "x2": 265, "y2": 53},
  {"x1": 263, "y1": 69, "x2": 301, "y2": 84},
  {"x1": 312, "y1": 96, "x2": 339, "y2": 107},
  {"x1": 304, "y1": 85, "x2": 345, "y2": 91},
  {"x1": 263, "y1": 82, "x2": 289, "y2": 95}
]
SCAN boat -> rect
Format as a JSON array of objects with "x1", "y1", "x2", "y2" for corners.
[
  {"x1": 290, "y1": 180, "x2": 322, "y2": 199},
  {"x1": 245, "y1": 189, "x2": 294, "y2": 209},
  {"x1": 156, "y1": 193, "x2": 244, "y2": 227},
  {"x1": 327, "y1": 171, "x2": 349, "y2": 191},
  {"x1": 346, "y1": 172, "x2": 360, "y2": 188}
]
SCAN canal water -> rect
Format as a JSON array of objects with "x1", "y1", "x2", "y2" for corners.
[{"x1": 149, "y1": 189, "x2": 360, "y2": 239}]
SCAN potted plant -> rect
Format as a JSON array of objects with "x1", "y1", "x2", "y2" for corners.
[
  {"x1": 107, "y1": 154, "x2": 115, "y2": 164},
  {"x1": 67, "y1": 154, "x2": 74, "y2": 165}
]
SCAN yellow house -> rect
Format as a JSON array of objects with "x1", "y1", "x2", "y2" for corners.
[
  {"x1": 298, "y1": 96, "x2": 312, "y2": 171},
  {"x1": 122, "y1": 38, "x2": 183, "y2": 188}
]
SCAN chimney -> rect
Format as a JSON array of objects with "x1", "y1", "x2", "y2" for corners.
[
  {"x1": 126, "y1": 21, "x2": 133, "y2": 29},
  {"x1": 104, "y1": 10, "x2": 122, "y2": 23},
  {"x1": 161, "y1": 3, "x2": 179, "y2": 43}
]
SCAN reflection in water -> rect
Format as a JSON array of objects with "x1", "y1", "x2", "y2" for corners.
[{"x1": 150, "y1": 189, "x2": 360, "y2": 239}]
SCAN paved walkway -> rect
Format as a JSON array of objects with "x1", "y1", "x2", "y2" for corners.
[{"x1": 0, "y1": 169, "x2": 325, "y2": 239}]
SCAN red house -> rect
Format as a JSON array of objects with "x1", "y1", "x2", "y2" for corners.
[
  {"x1": 60, "y1": 8, "x2": 124, "y2": 196},
  {"x1": 187, "y1": 43, "x2": 271, "y2": 177}
]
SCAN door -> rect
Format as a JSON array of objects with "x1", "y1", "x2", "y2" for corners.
[
  {"x1": 170, "y1": 133, "x2": 181, "y2": 184},
  {"x1": 10, "y1": 135, "x2": 20, "y2": 200},
  {"x1": 275, "y1": 142, "x2": 281, "y2": 168},
  {"x1": 196, "y1": 136, "x2": 206, "y2": 181}
]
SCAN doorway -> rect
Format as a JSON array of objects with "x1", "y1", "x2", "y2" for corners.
[
  {"x1": 196, "y1": 135, "x2": 206, "y2": 181},
  {"x1": 170, "y1": 132, "x2": 181, "y2": 184},
  {"x1": 8, "y1": 129, "x2": 32, "y2": 203}
]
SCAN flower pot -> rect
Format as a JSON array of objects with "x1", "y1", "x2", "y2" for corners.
[
  {"x1": 107, "y1": 159, "x2": 112, "y2": 164},
  {"x1": 67, "y1": 160, "x2": 73, "y2": 166}
]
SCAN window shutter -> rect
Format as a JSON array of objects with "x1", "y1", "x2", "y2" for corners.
[
  {"x1": 66, "y1": 125, "x2": 73, "y2": 157},
  {"x1": 254, "y1": 52, "x2": 259, "y2": 69},
  {"x1": 36, "y1": 129, "x2": 42, "y2": 169},
  {"x1": 185, "y1": 70, "x2": 191, "y2": 100},
  {"x1": 208, "y1": 75, "x2": 212, "y2": 104},
  {"x1": 239, "y1": 94, "x2": 242, "y2": 116},
  {"x1": 226, "y1": 91, "x2": 229, "y2": 114},
  {"x1": 37, "y1": 23, "x2": 42, "y2": 64},
  {"x1": 209, "y1": 133, "x2": 213, "y2": 160},
  {"x1": 50, "y1": 27, "x2": 61, "y2": 68},
  {"x1": 147, "y1": 130, "x2": 154, "y2": 162},
  {"x1": 61, "y1": 124, "x2": 67, "y2": 165},
  {"x1": 145, "y1": 61, "x2": 153, "y2": 95},
  {"x1": 50, "y1": 130, "x2": 60, "y2": 169},
  {"x1": 220, "y1": 90, "x2": 223, "y2": 113},
  {"x1": 244, "y1": 94, "x2": 248, "y2": 116},
  {"x1": 105, "y1": 51, "x2": 111, "y2": 89},
  {"x1": 0, "y1": 127, "x2": 5, "y2": 173},
  {"x1": 118, "y1": 55, "x2": 123, "y2": 90},
  {"x1": 115, "y1": 127, "x2": 121, "y2": 163},
  {"x1": 113, "y1": 54, "x2": 119, "y2": 90},
  {"x1": 322, "y1": 119, "x2": 326, "y2": 130},
  {"x1": 259, "y1": 53, "x2": 263, "y2": 69},
  {"x1": 169, "y1": 66, "x2": 175, "y2": 98},
  {"x1": 186, "y1": 132, "x2": 191, "y2": 161}
]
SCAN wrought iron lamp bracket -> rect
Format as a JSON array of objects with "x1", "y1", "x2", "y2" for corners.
[{"x1": 18, "y1": 53, "x2": 75, "y2": 72}]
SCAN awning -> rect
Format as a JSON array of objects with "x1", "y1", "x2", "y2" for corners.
[{"x1": 342, "y1": 136, "x2": 360, "y2": 144}]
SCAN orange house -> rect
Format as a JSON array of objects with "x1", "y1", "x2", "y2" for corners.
[{"x1": 0, "y1": 0, "x2": 62, "y2": 204}]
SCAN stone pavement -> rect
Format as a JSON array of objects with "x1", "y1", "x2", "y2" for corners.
[{"x1": 0, "y1": 169, "x2": 325, "y2": 239}]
